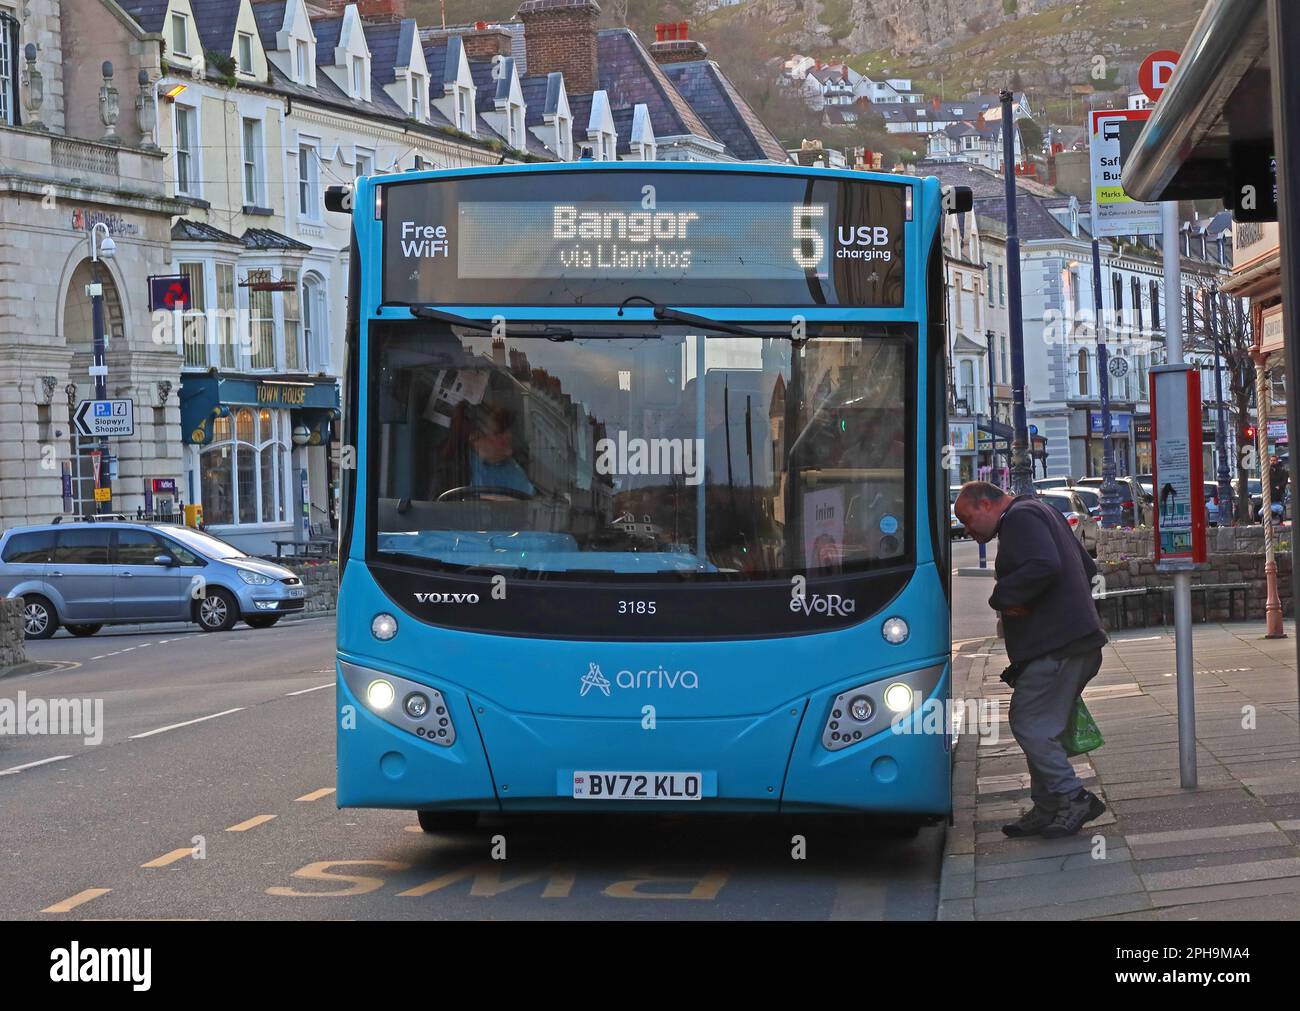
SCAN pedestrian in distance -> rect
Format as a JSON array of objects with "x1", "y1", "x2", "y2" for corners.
[{"x1": 953, "y1": 481, "x2": 1108, "y2": 838}]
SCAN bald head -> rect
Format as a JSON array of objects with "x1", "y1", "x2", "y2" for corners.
[{"x1": 954, "y1": 481, "x2": 1013, "y2": 543}]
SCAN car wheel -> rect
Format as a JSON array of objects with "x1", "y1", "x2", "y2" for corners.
[
  {"x1": 416, "y1": 810, "x2": 479, "y2": 834},
  {"x1": 66, "y1": 624, "x2": 103, "y2": 637},
  {"x1": 244, "y1": 615, "x2": 281, "y2": 629},
  {"x1": 22, "y1": 595, "x2": 59, "y2": 640},
  {"x1": 195, "y1": 587, "x2": 239, "y2": 632}
]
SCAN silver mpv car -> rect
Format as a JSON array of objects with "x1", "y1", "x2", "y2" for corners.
[{"x1": 0, "y1": 521, "x2": 306, "y2": 639}]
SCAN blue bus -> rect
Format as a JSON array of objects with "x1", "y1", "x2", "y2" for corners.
[{"x1": 329, "y1": 162, "x2": 963, "y2": 830}]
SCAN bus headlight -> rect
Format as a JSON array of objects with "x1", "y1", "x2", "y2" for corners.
[
  {"x1": 340, "y1": 661, "x2": 457, "y2": 748},
  {"x1": 372, "y1": 613, "x2": 398, "y2": 640},
  {"x1": 822, "y1": 662, "x2": 945, "y2": 752},
  {"x1": 367, "y1": 679, "x2": 396, "y2": 709},
  {"x1": 883, "y1": 682, "x2": 915, "y2": 713},
  {"x1": 404, "y1": 692, "x2": 429, "y2": 719},
  {"x1": 882, "y1": 616, "x2": 909, "y2": 644}
]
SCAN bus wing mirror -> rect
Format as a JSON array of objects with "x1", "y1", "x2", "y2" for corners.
[
  {"x1": 325, "y1": 185, "x2": 354, "y2": 214},
  {"x1": 943, "y1": 186, "x2": 973, "y2": 214}
]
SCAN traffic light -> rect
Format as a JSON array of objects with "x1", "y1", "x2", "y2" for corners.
[{"x1": 1244, "y1": 424, "x2": 1257, "y2": 442}]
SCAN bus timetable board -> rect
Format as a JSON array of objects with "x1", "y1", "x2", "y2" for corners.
[{"x1": 380, "y1": 169, "x2": 908, "y2": 308}]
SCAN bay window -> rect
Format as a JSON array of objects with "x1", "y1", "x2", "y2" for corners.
[
  {"x1": 179, "y1": 261, "x2": 207, "y2": 368},
  {"x1": 200, "y1": 408, "x2": 290, "y2": 528},
  {"x1": 283, "y1": 269, "x2": 302, "y2": 371},
  {"x1": 248, "y1": 285, "x2": 275, "y2": 370}
]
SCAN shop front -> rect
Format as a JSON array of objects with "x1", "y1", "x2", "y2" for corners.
[
  {"x1": 1134, "y1": 417, "x2": 1152, "y2": 476},
  {"x1": 949, "y1": 420, "x2": 977, "y2": 484},
  {"x1": 1086, "y1": 411, "x2": 1133, "y2": 478},
  {"x1": 180, "y1": 375, "x2": 340, "y2": 554}
]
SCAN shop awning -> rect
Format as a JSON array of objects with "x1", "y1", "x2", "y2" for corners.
[
  {"x1": 180, "y1": 375, "x2": 340, "y2": 445},
  {"x1": 1121, "y1": 0, "x2": 1272, "y2": 203}
]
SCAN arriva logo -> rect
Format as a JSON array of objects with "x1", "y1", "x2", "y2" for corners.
[
  {"x1": 413, "y1": 591, "x2": 480, "y2": 604},
  {"x1": 580, "y1": 662, "x2": 699, "y2": 695},
  {"x1": 789, "y1": 593, "x2": 856, "y2": 617}
]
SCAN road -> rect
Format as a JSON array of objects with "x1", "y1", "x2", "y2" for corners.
[
  {"x1": 0, "y1": 596, "x2": 997, "y2": 921},
  {"x1": 952, "y1": 536, "x2": 999, "y2": 643}
]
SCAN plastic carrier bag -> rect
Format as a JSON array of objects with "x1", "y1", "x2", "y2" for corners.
[{"x1": 1061, "y1": 698, "x2": 1105, "y2": 757}]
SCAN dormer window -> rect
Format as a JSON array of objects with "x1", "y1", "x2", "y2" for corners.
[
  {"x1": 409, "y1": 72, "x2": 427, "y2": 121},
  {"x1": 350, "y1": 55, "x2": 368, "y2": 100},
  {"x1": 556, "y1": 115, "x2": 571, "y2": 160},
  {"x1": 455, "y1": 87, "x2": 470, "y2": 131},
  {"x1": 237, "y1": 33, "x2": 254, "y2": 75},
  {"x1": 170, "y1": 12, "x2": 190, "y2": 57},
  {"x1": 295, "y1": 39, "x2": 310, "y2": 84}
]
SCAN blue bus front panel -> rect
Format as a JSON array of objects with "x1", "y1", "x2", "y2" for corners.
[{"x1": 336, "y1": 560, "x2": 950, "y2": 815}]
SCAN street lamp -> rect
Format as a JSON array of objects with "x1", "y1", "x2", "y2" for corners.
[{"x1": 88, "y1": 221, "x2": 114, "y2": 513}]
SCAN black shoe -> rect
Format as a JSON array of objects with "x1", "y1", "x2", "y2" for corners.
[
  {"x1": 1001, "y1": 803, "x2": 1057, "y2": 838},
  {"x1": 1040, "y1": 789, "x2": 1106, "y2": 838}
]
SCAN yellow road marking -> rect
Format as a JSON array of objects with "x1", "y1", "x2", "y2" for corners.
[
  {"x1": 141, "y1": 847, "x2": 196, "y2": 868},
  {"x1": 226, "y1": 814, "x2": 276, "y2": 832},
  {"x1": 42, "y1": 888, "x2": 111, "y2": 914},
  {"x1": 295, "y1": 787, "x2": 335, "y2": 802}
]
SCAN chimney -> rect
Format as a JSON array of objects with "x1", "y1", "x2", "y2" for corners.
[
  {"x1": 650, "y1": 19, "x2": 706, "y2": 64},
  {"x1": 316, "y1": 0, "x2": 406, "y2": 23},
  {"x1": 516, "y1": 0, "x2": 600, "y2": 95},
  {"x1": 422, "y1": 24, "x2": 515, "y2": 59}
]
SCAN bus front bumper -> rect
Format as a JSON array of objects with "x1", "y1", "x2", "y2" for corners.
[{"x1": 336, "y1": 659, "x2": 952, "y2": 816}]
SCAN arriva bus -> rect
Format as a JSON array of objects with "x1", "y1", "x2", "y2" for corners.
[{"x1": 327, "y1": 162, "x2": 969, "y2": 831}]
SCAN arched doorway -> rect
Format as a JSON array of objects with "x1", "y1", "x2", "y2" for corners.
[{"x1": 61, "y1": 258, "x2": 126, "y2": 515}]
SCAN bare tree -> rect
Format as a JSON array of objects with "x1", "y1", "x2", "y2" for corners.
[{"x1": 1182, "y1": 272, "x2": 1256, "y2": 523}]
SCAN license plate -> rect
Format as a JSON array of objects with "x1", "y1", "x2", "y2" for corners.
[
  {"x1": 572, "y1": 771, "x2": 702, "y2": 801},
  {"x1": 287, "y1": 587, "x2": 306, "y2": 598}
]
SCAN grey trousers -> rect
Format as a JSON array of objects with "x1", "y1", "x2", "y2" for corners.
[{"x1": 1008, "y1": 649, "x2": 1104, "y2": 807}]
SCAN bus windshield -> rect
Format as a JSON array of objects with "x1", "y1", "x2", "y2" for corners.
[{"x1": 368, "y1": 320, "x2": 913, "y2": 581}]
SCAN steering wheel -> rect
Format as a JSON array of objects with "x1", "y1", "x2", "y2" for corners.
[{"x1": 437, "y1": 485, "x2": 533, "y2": 502}]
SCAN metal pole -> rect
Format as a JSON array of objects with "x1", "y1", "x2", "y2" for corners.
[
  {"x1": 1267, "y1": 0, "x2": 1300, "y2": 680},
  {"x1": 1162, "y1": 199, "x2": 1196, "y2": 788},
  {"x1": 1253, "y1": 346, "x2": 1284, "y2": 637},
  {"x1": 90, "y1": 249, "x2": 111, "y2": 515},
  {"x1": 1001, "y1": 89, "x2": 1032, "y2": 496},
  {"x1": 1211, "y1": 286, "x2": 1233, "y2": 522},
  {"x1": 1094, "y1": 238, "x2": 1121, "y2": 526}
]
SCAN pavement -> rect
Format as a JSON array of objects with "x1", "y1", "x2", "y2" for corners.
[{"x1": 940, "y1": 612, "x2": 1300, "y2": 920}]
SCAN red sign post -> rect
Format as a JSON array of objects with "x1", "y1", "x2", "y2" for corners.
[
  {"x1": 1138, "y1": 49, "x2": 1181, "y2": 105},
  {"x1": 1150, "y1": 365, "x2": 1207, "y2": 564}
]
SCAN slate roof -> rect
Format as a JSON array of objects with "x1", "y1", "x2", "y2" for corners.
[
  {"x1": 662, "y1": 59, "x2": 787, "y2": 162},
  {"x1": 120, "y1": 0, "x2": 171, "y2": 34},
  {"x1": 242, "y1": 227, "x2": 313, "y2": 251},
  {"x1": 172, "y1": 219, "x2": 243, "y2": 244},
  {"x1": 192, "y1": 0, "x2": 244, "y2": 54},
  {"x1": 364, "y1": 19, "x2": 414, "y2": 85},
  {"x1": 250, "y1": 0, "x2": 288, "y2": 48},
  {"x1": 595, "y1": 29, "x2": 711, "y2": 143},
  {"x1": 312, "y1": 14, "x2": 344, "y2": 60}
]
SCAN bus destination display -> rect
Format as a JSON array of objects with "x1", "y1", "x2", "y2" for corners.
[{"x1": 381, "y1": 170, "x2": 908, "y2": 308}]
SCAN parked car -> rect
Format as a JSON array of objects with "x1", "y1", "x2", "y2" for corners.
[
  {"x1": 0, "y1": 521, "x2": 305, "y2": 639},
  {"x1": 1069, "y1": 485, "x2": 1103, "y2": 518},
  {"x1": 950, "y1": 485, "x2": 965, "y2": 538},
  {"x1": 1074, "y1": 476, "x2": 1152, "y2": 527},
  {"x1": 1231, "y1": 477, "x2": 1265, "y2": 520},
  {"x1": 1033, "y1": 476, "x2": 1074, "y2": 491},
  {"x1": 1036, "y1": 489, "x2": 1100, "y2": 555}
]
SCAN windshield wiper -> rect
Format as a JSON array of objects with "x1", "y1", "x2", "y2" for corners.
[
  {"x1": 617, "y1": 298, "x2": 790, "y2": 341},
  {"x1": 411, "y1": 305, "x2": 573, "y2": 341}
]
